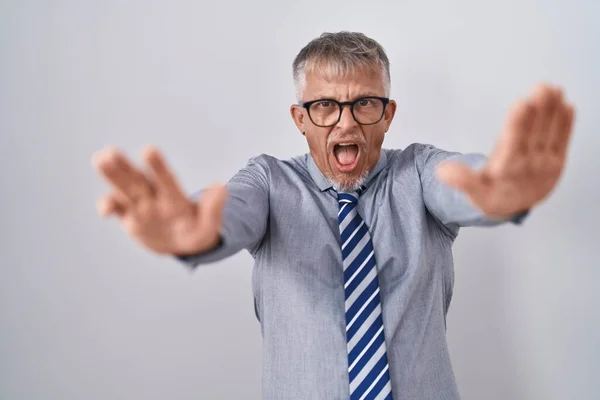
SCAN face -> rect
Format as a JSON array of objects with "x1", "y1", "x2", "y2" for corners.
[{"x1": 290, "y1": 69, "x2": 396, "y2": 192}]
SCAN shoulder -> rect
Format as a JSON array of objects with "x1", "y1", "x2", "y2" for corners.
[
  {"x1": 384, "y1": 143, "x2": 444, "y2": 165},
  {"x1": 238, "y1": 153, "x2": 311, "y2": 182},
  {"x1": 244, "y1": 153, "x2": 307, "y2": 172},
  {"x1": 385, "y1": 143, "x2": 464, "y2": 171}
]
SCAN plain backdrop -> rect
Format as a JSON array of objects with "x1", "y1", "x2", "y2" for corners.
[{"x1": 1, "y1": 1, "x2": 598, "y2": 399}]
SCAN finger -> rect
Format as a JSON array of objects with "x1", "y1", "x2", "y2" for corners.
[
  {"x1": 142, "y1": 146, "x2": 185, "y2": 200},
  {"x1": 97, "y1": 194, "x2": 126, "y2": 218},
  {"x1": 553, "y1": 103, "x2": 576, "y2": 157},
  {"x1": 494, "y1": 99, "x2": 536, "y2": 166},
  {"x1": 546, "y1": 98, "x2": 569, "y2": 152},
  {"x1": 529, "y1": 84, "x2": 561, "y2": 151},
  {"x1": 92, "y1": 147, "x2": 154, "y2": 204}
]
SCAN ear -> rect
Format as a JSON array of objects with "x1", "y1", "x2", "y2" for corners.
[
  {"x1": 383, "y1": 100, "x2": 397, "y2": 131},
  {"x1": 290, "y1": 104, "x2": 306, "y2": 135}
]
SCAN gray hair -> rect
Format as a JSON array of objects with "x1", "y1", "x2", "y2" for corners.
[{"x1": 292, "y1": 31, "x2": 391, "y2": 101}]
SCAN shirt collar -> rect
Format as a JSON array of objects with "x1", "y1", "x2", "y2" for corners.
[{"x1": 306, "y1": 150, "x2": 388, "y2": 192}]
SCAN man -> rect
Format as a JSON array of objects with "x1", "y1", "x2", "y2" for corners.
[{"x1": 92, "y1": 32, "x2": 575, "y2": 399}]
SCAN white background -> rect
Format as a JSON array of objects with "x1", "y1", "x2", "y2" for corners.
[{"x1": 1, "y1": 0, "x2": 598, "y2": 398}]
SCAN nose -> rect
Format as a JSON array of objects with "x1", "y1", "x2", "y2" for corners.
[{"x1": 336, "y1": 104, "x2": 359, "y2": 131}]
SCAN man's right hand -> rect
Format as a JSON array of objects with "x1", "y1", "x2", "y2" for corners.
[{"x1": 92, "y1": 146, "x2": 227, "y2": 256}]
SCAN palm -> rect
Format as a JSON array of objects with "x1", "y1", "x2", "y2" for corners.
[
  {"x1": 437, "y1": 83, "x2": 575, "y2": 219},
  {"x1": 120, "y1": 195, "x2": 201, "y2": 254}
]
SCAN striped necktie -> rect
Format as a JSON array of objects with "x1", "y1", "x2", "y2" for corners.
[{"x1": 337, "y1": 187, "x2": 393, "y2": 400}]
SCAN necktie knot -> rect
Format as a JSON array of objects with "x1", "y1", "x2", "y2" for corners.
[
  {"x1": 337, "y1": 192, "x2": 359, "y2": 205},
  {"x1": 336, "y1": 186, "x2": 365, "y2": 205}
]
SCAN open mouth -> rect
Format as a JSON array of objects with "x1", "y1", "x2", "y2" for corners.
[{"x1": 333, "y1": 143, "x2": 360, "y2": 172}]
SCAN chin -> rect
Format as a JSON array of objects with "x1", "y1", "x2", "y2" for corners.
[{"x1": 328, "y1": 169, "x2": 369, "y2": 193}]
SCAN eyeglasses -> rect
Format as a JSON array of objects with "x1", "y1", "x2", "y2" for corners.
[{"x1": 299, "y1": 96, "x2": 390, "y2": 127}]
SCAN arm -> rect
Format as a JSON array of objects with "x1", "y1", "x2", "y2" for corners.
[
  {"x1": 422, "y1": 83, "x2": 575, "y2": 237},
  {"x1": 415, "y1": 144, "x2": 525, "y2": 235},
  {"x1": 177, "y1": 157, "x2": 269, "y2": 267},
  {"x1": 92, "y1": 146, "x2": 268, "y2": 265}
]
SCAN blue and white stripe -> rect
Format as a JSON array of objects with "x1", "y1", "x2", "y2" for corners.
[{"x1": 337, "y1": 188, "x2": 393, "y2": 400}]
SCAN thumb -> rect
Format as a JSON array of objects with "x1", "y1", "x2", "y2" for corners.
[{"x1": 435, "y1": 161, "x2": 482, "y2": 194}]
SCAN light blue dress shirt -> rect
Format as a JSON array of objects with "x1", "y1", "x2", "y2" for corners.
[{"x1": 179, "y1": 143, "x2": 526, "y2": 399}]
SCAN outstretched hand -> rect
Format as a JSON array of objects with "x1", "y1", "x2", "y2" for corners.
[
  {"x1": 92, "y1": 146, "x2": 227, "y2": 256},
  {"x1": 436, "y1": 83, "x2": 576, "y2": 219}
]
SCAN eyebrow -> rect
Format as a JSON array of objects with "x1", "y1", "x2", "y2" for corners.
[{"x1": 311, "y1": 92, "x2": 383, "y2": 101}]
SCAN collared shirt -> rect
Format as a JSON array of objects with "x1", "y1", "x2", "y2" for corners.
[{"x1": 179, "y1": 143, "x2": 524, "y2": 399}]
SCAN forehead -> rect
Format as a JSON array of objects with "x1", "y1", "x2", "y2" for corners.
[{"x1": 303, "y1": 68, "x2": 386, "y2": 100}]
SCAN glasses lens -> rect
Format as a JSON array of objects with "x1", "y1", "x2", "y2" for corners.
[
  {"x1": 353, "y1": 97, "x2": 385, "y2": 124},
  {"x1": 309, "y1": 100, "x2": 341, "y2": 127}
]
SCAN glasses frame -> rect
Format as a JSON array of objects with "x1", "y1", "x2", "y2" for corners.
[{"x1": 299, "y1": 96, "x2": 390, "y2": 127}]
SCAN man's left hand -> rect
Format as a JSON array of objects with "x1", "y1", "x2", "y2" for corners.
[{"x1": 436, "y1": 83, "x2": 576, "y2": 220}]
